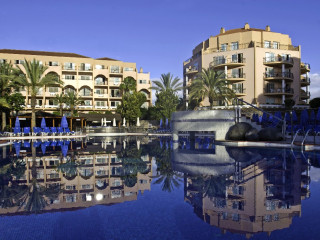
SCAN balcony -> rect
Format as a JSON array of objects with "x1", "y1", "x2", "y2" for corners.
[
  {"x1": 225, "y1": 73, "x2": 246, "y2": 82},
  {"x1": 62, "y1": 66, "x2": 76, "y2": 71},
  {"x1": 301, "y1": 76, "x2": 311, "y2": 86},
  {"x1": 110, "y1": 93, "x2": 121, "y2": 98},
  {"x1": 185, "y1": 67, "x2": 198, "y2": 75},
  {"x1": 264, "y1": 88, "x2": 294, "y2": 96},
  {"x1": 233, "y1": 88, "x2": 246, "y2": 96},
  {"x1": 300, "y1": 91, "x2": 310, "y2": 99},
  {"x1": 94, "y1": 81, "x2": 108, "y2": 86},
  {"x1": 264, "y1": 72, "x2": 294, "y2": 81},
  {"x1": 301, "y1": 63, "x2": 311, "y2": 74},
  {"x1": 78, "y1": 67, "x2": 92, "y2": 72},
  {"x1": 110, "y1": 68, "x2": 123, "y2": 75},
  {"x1": 79, "y1": 93, "x2": 93, "y2": 97},
  {"x1": 94, "y1": 93, "x2": 108, "y2": 98},
  {"x1": 95, "y1": 105, "x2": 108, "y2": 110},
  {"x1": 78, "y1": 105, "x2": 93, "y2": 109},
  {"x1": 263, "y1": 56, "x2": 294, "y2": 67},
  {"x1": 44, "y1": 105, "x2": 59, "y2": 109},
  {"x1": 210, "y1": 58, "x2": 246, "y2": 69}
]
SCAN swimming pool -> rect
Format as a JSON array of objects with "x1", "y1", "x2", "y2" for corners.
[{"x1": 0, "y1": 137, "x2": 320, "y2": 239}]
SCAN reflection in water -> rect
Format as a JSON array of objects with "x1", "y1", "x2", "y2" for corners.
[
  {"x1": 172, "y1": 144, "x2": 311, "y2": 238},
  {"x1": 0, "y1": 137, "x2": 152, "y2": 215}
]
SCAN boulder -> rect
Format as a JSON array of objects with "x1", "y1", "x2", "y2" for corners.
[
  {"x1": 245, "y1": 128, "x2": 259, "y2": 141},
  {"x1": 225, "y1": 122, "x2": 253, "y2": 140},
  {"x1": 226, "y1": 147, "x2": 262, "y2": 162},
  {"x1": 258, "y1": 127, "x2": 283, "y2": 141}
]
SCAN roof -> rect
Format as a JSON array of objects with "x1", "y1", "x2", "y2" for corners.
[
  {"x1": 0, "y1": 49, "x2": 91, "y2": 58},
  {"x1": 216, "y1": 27, "x2": 265, "y2": 36},
  {"x1": 96, "y1": 57, "x2": 119, "y2": 61}
]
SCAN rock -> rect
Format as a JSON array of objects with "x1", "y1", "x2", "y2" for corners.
[
  {"x1": 226, "y1": 147, "x2": 262, "y2": 162},
  {"x1": 245, "y1": 128, "x2": 259, "y2": 141},
  {"x1": 225, "y1": 122, "x2": 253, "y2": 140},
  {"x1": 258, "y1": 127, "x2": 283, "y2": 141}
]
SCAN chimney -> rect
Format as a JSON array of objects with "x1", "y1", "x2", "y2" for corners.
[
  {"x1": 265, "y1": 25, "x2": 271, "y2": 31},
  {"x1": 220, "y1": 27, "x2": 225, "y2": 34},
  {"x1": 139, "y1": 67, "x2": 143, "y2": 73},
  {"x1": 244, "y1": 23, "x2": 250, "y2": 30}
]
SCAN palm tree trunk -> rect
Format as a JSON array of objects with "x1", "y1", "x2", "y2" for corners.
[
  {"x1": 59, "y1": 105, "x2": 63, "y2": 116},
  {"x1": 31, "y1": 96, "x2": 36, "y2": 130},
  {"x1": 1, "y1": 111, "x2": 6, "y2": 131},
  {"x1": 71, "y1": 105, "x2": 74, "y2": 117}
]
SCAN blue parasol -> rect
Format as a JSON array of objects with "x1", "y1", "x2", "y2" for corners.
[
  {"x1": 165, "y1": 118, "x2": 169, "y2": 128},
  {"x1": 61, "y1": 144, "x2": 68, "y2": 157},
  {"x1": 160, "y1": 139, "x2": 163, "y2": 148},
  {"x1": 41, "y1": 143, "x2": 47, "y2": 155},
  {"x1": 159, "y1": 119, "x2": 163, "y2": 129},
  {"x1": 310, "y1": 110, "x2": 315, "y2": 123},
  {"x1": 300, "y1": 109, "x2": 308, "y2": 126},
  {"x1": 33, "y1": 141, "x2": 41, "y2": 148},
  {"x1": 14, "y1": 142, "x2": 21, "y2": 157},
  {"x1": 292, "y1": 111, "x2": 298, "y2": 122},
  {"x1": 61, "y1": 115, "x2": 68, "y2": 128},
  {"x1": 285, "y1": 112, "x2": 291, "y2": 123},
  {"x1": 51, "y1": 140, "x2": 57, "y2": 147},
  {"x1": 14, "y1": 117, "x2": 20, "y2": 129},
  {"x1": 24, "y1": 141, "x2": 30, "y2": 148},
  {"x1": 41, "y1": 117, "x2": 46, "y2": 129}
]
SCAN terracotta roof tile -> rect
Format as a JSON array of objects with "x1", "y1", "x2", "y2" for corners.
[{"x1": 0, "y1": 49, "x2": 91, "y2": 58}]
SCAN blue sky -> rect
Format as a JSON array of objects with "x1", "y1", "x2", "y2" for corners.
[{"x1": 1, "y1": 0, "x2": 320, "y2": 97}]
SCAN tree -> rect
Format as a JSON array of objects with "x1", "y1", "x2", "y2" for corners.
[
  {"x1": 309, "y1": 98, "x2": 320, "y2": 109},
  {"x1": 65, "y1": 91, "x2": 83, "y2": 117},
  {"x1": 189, "y1": 68, "x2": 235, "y2": 108},
  {"x1": 120, "y1": 76, "x2": 136, "y2": 94},
  {"x1": 155, "y1": 90, "x2": 179, "y2": 120},
  {"x1": 15, "y1": 59, "x2": 63, "y2": 129},
  {"x1": 0, "y1": 62, "x2": 17, "y2": 131},
  {"x1": 116, "y1": 92, "x2": 146, "y2": 125},
  {"x1": 54, "y1": 93, "x2": 66, "y2": 116},
  {"x1": 284, "y1": 99, "x2": 295, "y2": 110},
  {"x1": 150, "y1": 73, "x2": 183, "y2": 93},
  {"x1": 7, "y1": 92, "x2": 25, "y2": 116}
]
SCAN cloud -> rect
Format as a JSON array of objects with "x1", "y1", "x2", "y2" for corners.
[{"x1": 310, "y1": 73, "x2": 320, "y2": 99}]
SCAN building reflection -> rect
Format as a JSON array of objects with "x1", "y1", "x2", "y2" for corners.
[
  {"x1": 0, "y1": 138, "x2": 152, "y2": 215},
  {"x1": 177, "y1": 146, "x2": 310, "y2": 238}
]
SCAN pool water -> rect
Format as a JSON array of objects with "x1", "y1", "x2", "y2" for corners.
[{"x1": 0, "y1": 137, "x2": 320, "y2": 240}]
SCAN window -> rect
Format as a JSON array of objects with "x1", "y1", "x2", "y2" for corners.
[
  {"x1": 264, "y1": 41, "x2": 271, "y2": 48},
  {"x1": 231, "y1": 68, "x2": 243, "y2": 78},
  {"x1": 110, "y1": 65, "x2": 120, "y2": 73},
  {"x1": 65, "y1": 88, "x2": 75, "y2": 94},
  {"x1": 95, "y1": 76, "x2": 106, "y2": 85},
  {"x1": 215, "y1": 56, "x2": 225, "y2": 65},
  {"x1": 64, "y1": 62, "x2": 75, "y2": 70},
  {"x1": 79, "y1": 87, "x2": 91, "y2": 96},
  {"x1": 265, "y1": 52, "x2": 275, "y2": 62},
  {"x1": 264, "y1": 215, "x2": 272, "y2": 222},
  {"x1": 64, "y1": 75, "x2": 75, "y2": 80},
  {"x1": 273, "y1": 42, "x2": 279, "y2": 49},
  {"x1": 96, "y1": 157, "x2": 108, "y2": 163},
  {"x1": 79, "y1": 75, "x2": 92, "y2": 80},
  {"x1": 48, "y1": 99, "x2": 58, "y2": 106},
  {"x1": 113, "y1": 179, "x2": 122, "y2": 186},
  {"x1": 95, "y1": 101, "x2": 106, "y2": 107},
  {"x1": 266, "y1": 83, "x2": 275, "y2": 93},
  {"x1": 0, "y1": 59, "x2": 6, "y2": 63},
  {"x1": 124, "y1": 67, "x2": 134, "y2": 71},
  {"x1": 273, "y1": 214, "x2": 279, "y2": 221},
  {"x1": 65, "y1": 194, "x2": 77, "y2": 203},
  {"x1": 231, "y1": 42, "x2": 239, "y2": 50},
  {"x1": 232, "y1": 53, "x2": 243, "y2": 63},
  {"x1": 125, "y1": 192, "x2": 134, "y2": 196},
  {"x1": 80, "y1": 63, "x2": 91, "y2": 71},
  {"x1": 111, "y1": 77, "x2": 121, "y2": 85},
  {"x1": 82, "y1": 184, "x2": 92, "y2": 189},
  {"x1": 220, "y1": 43, "x2": 228, "y2": 51},
  {"x1": 139, "y1": 79, "x2": 147, "y2": 84},
  {"x1": 15, "y1": 60, "x2": 25, "y2": 64},
  {"x1": 95, "y1": 64, "x2": 105, "y2": 69},
  {"x1": 95, "y1": 89, "x2": 105, "y2": 95},
  {"x1": 48, "y1": 87, "x2": 59, "y2": 93},
  {"x1": 139, "y1": 179, "x2": 148, "y2": 184},
  {"x1": 111, "y1": 190, "x2": 121, "y2": 198},
  {"x1": 222, "y1": 212, "x2": 228, "y2": 220},
  {"x1": 265, "y1": 67, "x2": 274, "y2": 77},
  {"x1": 84, "y1": 100, "x2": 92, "y2": 106},
  {"x1": 49, "y1": 61, "x2": 59, "y2": 66},
  {"x1": 111, "y1": 89, "x2": 120, "y2": 97},
  {"x1": 36, "y1": 99, "x2": 42, "y2": 105},
  {"x1": 110, "y1": 101, "x2": 121, "y2": 107},
  {"x1": 232, "y1": 213, "x2": 240, "y2": 222}
]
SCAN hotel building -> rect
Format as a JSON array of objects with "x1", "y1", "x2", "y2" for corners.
[
  {"x1": 183, "y1": 24, "x2": 311, "y2": 108},
  {"x1": 0, "y1": 49, "x2": 152, "y2": 113}
]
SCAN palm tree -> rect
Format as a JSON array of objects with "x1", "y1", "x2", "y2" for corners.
[
  {"x1": 54, "y1": 93, "x2": 66, "y2": 116},
  {"x1": 15, "y1": 59, "x2": 63, "y2": 129},
  {"x1": 150, "y1": 73, "x2": 183, "y2": 93},
  {"x1": 189, "y1": 68, "x2": 235, "y2": 108},
  {"x1": 65, "y1": 91, "x2": 83, "y2": 117},
  {"x1": 120, "y1": 76, "x2": 136, "y2": 95},
  {"x1": 0, "y1": 62, "x2": 17, "y2": 131}
]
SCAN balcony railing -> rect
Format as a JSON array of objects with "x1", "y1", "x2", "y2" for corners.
[
  {"x1": 79, "y1": 92, "x2": 93, "y2": 97},
  {"x1": 263, "y1": 56, "x2": 293, "y2": 65},
  {"x1": 264, "y1": 72, "x2": 294, "y2": 79},
  {"x1": 78, "y1": 105, "x2": 93, "y2": 109},
  {"x1": 186, "y1": 67, "x2": 198, "y2": 74},
  {"x1": 264, "y1": 88, "x2": 294, "y2": 94},
  {"x1": 301, "y1": 63, "x2": 311, "y2": 71},
  {"x1": 78, "y1": 67, "x2": 92, "y2": 71},
  {"x1": 110, "y1": 94, "x2": 121, "y2": 98},
  {"x1": 95, "y1": 106, "x2": 108, "y2": 109},
  {"x1": 210, "y1": 58, "x2": 246, "y2": 67},
  {"x1": 301, "y1": 77, "x2": 311, "y2": 84},
  {"x1": 62, "y1": 66, "x2": 76, "y2": 71},
  {"x1": 227, "y1": 73, "x2": 246, "y2": 79},
  {"x1": 300, "y1": 91, "x2": 311, "y2": 98},
  {"x1": 233, "y1": 88, "x2": 246, "y2": 94},
  {"x1": 110, "y1": 68, "x2": 122, "y2": 74},
  {"x1": 94, "y1": 81, "x2": 108, "y2": 86}
]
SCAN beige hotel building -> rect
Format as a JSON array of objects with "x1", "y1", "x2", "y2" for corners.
[
  {"x1": 183, "y1": 23, "x2": 311, "y2": 108},
  {"x1": 0, "y1": 49, "x2": 152, "y2": 113}
]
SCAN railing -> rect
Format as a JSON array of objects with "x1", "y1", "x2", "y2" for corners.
[
  {"x1": 95, "y1": 106, "x2": 108, "y2": 109},
  {"x1": 301, "y1": 77, "x2": 310, "y2": 84},
  {"x1": 95, "y1": 82, "x2": 108, "y2": 86},
  {"x1": 264, "y1": 88, "x2": 294, "y2": 94},
  {"x1": 79, "y1": 93, "x2": 93, "y2": 97},
  {"x1": 233, "y1": 88, "x2": 246, "y2": 94},
  {"x1": 203, "y1": 42, "x2": 299, "y2": 54},
  {"x1": 44, "y1": 105, "x2": 59, "y2": 108},
  {"x1": 62, "y1": 66, "x2": 76, "y2": 71},
  {"x1": 301, "y1": 63, "x2": 311, "y2": 70},
  {"x1": 110, "y1": 94, "x2": 121, "y2": 98},
  {"x1": 264, "y1": 72, "x2": 294, "y2": 79},
  {"x1": 110, "y1": 68, "x2": 122, "y2": 74},
  {"x1": 263, "y1": 57, "x2": 293, "y2": 64},
  {"x1": 78, "y1": 67, "x2": 92, "y2": 71},
  {"x1": 210, "y1": 58, "x2": 246, "y2": 67},
  {"x1": 78, "y1": 105, "x2": 93, "y2": 109},
  {"x1": 186, "y1": 67, "x2": 198, "y2": 73},
  {"x1": 227, "y1": 73, "x2": 246, "y2": 79},
  {"x1": 300, "y1": 91, "x2": 310, "y2": 97}
]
